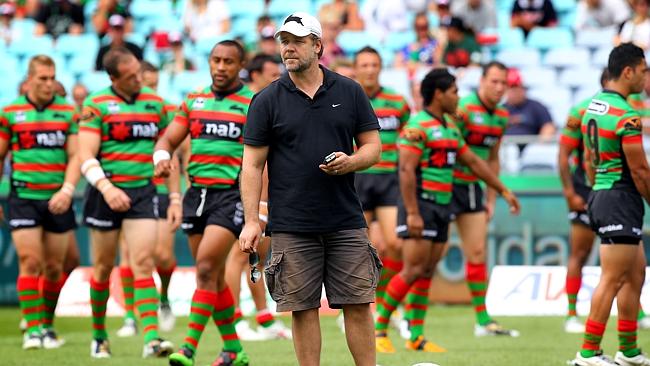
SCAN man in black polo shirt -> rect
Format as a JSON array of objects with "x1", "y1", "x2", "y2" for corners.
[{"x1": 240, "y1": 12, "x2": 382, "y2": 366}]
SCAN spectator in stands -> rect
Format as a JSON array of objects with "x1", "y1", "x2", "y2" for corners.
[
  {"x1": 574, "y1": 0, "x2": 631, "y2": 30},
  {"x1": 254, "y1": 25, "x2": 281, "y2": 62},
  {"x1": 161, "y1": 31, "x2": 195, "y2": 74},
  {"x1": 92, "y1": 0, "x2": 133, "y2": 38},
  {"x1": 360, "y1": 0, "x2": 409, "y2": 40},
  {"x1": 34, "y1": 0, "x2": 84, "y2": 38},
  {"x1": 615, "y1": 0, "x2": 650, "y2": 50},
  {"x1": 54, "y1": 80, "x2": 66, "y2": 97},
  {"x1": 183, "y1": 0, "x2": 230, "y2": 42},
  {"x1": 511, "y1": 0, "x2": 557, "y2": 37},
  {"x1": 504, "y1": 68, "x2": 556, "y2": 140},
  {"x1": 330, "y1": 57, "x2": 355, "y2": 79},
  {"x1": 451, "y1": 0, "x2": 497, "y2": 33},
  {"x1": 394, "y1": 12, "x2": 441, "y2": 71},
  {"x1": 71, "y1": 83, "x2": 88, "y2": 111},
  {"x1": 95, "y1": 15, "x2": 143, "y2": 71},
  {"x1": 318, "y1": 0, "x2": 365, "y2": 31},
  {"x1": 435, "y1": 0, "x2": 453, "y2": 24},
  {"x1": 246, "y1": 54, "x2": 281, "y2": 93},
  {"x1": 321, "y1": 18, "x2": 345, "y2": 67},
  {"x1": 0, "y1": 2, "x2": 17, "y2": 45},
  {"x1": 441, "y1": 16, "x2": 481, "y2": 68}
]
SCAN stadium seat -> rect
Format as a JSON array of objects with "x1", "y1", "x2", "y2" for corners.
[
  {"x1": 527, "y1": 86, "x2": 571, "y2": 126},
  {"x1": 519, "y1": 67, "x2": 556, "y2": 88},
  {"x1": 267, "y1": 0, "x2": 311, "y2": 18},
  {"x1": 227, "y1": 0, "x2": 265, "y2": 19},
  {"x1": 558, "y1": 9, "x2": 576, "y2": 28},
  {"x1": 526, "y1": 28, "x2": 573, "y2": 51},
  {"x1": 81, "y1": 71, "x2": 112, "y2": 93},
  {"x1": 497, "y1": 27, "x2": 525, "y2": 50},
  {"x1": 57, "y1": 71, "x2": 76, "y2": 95},
  {"x1": 194, "y1": 34, "x2": 235, "y2": 58},
  {"x1": 575, "y1": 27, "x2": 616, "y2": 51},
  {"x1": 337, "y1": 31, "x2": 381, "y2": 56},
  {"x1": 55, "y1": 34, "x2": 100, "y2": 60},
  {"x1": 591, "y1": 47, "x2": 611, "y2": 68},
  {"x1": 130, "y1": 0, "x2": 173, "y2": 21},
  {"x1": 172, "y1": 71, "x2": 206, "y2": 97},
  {"x1": 68, "y1": 54, "x2": 96, "y2": 76},
  {"x1": 552, "y1": 0, "x2": 577, "y2": 13},
  {"x1": 549, "y1": 101, "x2": 572, "y2": 127},
  {"x1": 126, "y1": 33, "x2": 147, "y2": 48},
  {"x1": 543, "y1": 48, "x2": 590, "y2": 70},
  {"x1": 10, "y1": 18, "x2": 37, "y2": 38},
  {"x1": 379, "y1": 68, "x2": 410, "y2": 104},
  {"x1": 499, "y1": 143, "x2": 521, "y2": 173},
  {"x1": 232, "y1": 16, "x2": 260, "y2": 44},
  {"x1": 8, "y1": 35, "x2": 54, "y2": 59},
  {"x1": 384, "y1": 31, "x2": 416, "y2": 52},
  {"x1": 379, "y1": 48, "x2": 396, "y2": 67},
  {"x1": 519, "y1": 143, "x2": 559, "y2": 172},
  {"x1": 495, "y1": 48, "x2": 540, "y2": 69},
  {"x1": 558, "y1": 66, "x2": 601, "y2": 90},
  {"x1": 456, "y1": 66, "x2": 483, "y2": 90},
  {"x1": 574, "y1": 86, "x2": 599, "y2": 104}
]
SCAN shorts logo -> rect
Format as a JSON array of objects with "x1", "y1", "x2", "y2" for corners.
[
  {"x1": 181, "y1": 223, "x2": 194, "y2": 229},
  {"x1": 9, "y1": 219, "x2": 35, "y2": 227},
  {"x1": 233, "y1": 202, "x2": 244, "y2": 226},
  {"x1": 633, "y1": 227, "x2": 642, "y2": 235},
  {"x1": 598, "y1": 224, "x2": 623, "y2": 234},
  {"x1": 86, "y1": 217, "x2": 113, "y2": 227}
]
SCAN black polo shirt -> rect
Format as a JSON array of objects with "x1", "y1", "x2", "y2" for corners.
[{"x1": 244, "y1": 66, "x2": 379, "y2": 233}]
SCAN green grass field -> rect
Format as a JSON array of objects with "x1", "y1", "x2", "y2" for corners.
[{"x1": 0, "y1": 306, "x2": 632, "y2": 366}]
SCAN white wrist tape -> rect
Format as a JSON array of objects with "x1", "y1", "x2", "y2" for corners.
[
  {"x1": 60, "y1": 182, "x2": 75, "y2": 196},
  {"x1": 153, "y1": 150, "x2": 171, "y2": 165},
  {"x1": 81, "y1": 159, "x2": 106, "y2": 187}
]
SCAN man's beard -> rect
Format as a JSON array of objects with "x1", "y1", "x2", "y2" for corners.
[{"x1": 285, "y1": 54, "x2": 316, "y2": 72}]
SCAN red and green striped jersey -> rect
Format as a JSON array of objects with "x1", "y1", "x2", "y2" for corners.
[
  {"x1": 452, "y1": 92, "x2": 508, "y2": 184},
  {"x1": 173, "y1": 84, "x2": 253, "y2": 189},
  {"x1": 359, "y1": 87, "x2": 410, "y2": 174},
  {"x1": 0, "y1": 95, "x2": 78, "y2": 200},
  {"x1": 398, "y1": 109, "x2": 468, "y2": 205},
  {"x1": 153, "y1": 100, "x2": 179, "y2": 194},
  {"x1": 79, "y1": 86, "x2": 170, "y2": 188},
  {"x1": 559, "y1": 97, "x2": 591, "y2": 189},
  {"x1": 581, "y1": 90, "x2": 642, "y2": 192},
  {"x1": 628, "y1": 93, "x2": 650, "y2": 118}
]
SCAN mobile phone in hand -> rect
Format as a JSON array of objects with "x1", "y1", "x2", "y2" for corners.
[{"x1": 323, "y1": 152, "x2": 336, "y2": 165}]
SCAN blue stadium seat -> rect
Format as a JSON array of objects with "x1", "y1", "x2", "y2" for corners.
[
  {"x1": 378, "y1": 48, "x2": 396, "y2": 67},
  {"x1": 526, "y1": 28, "x2": 573, "y2": 51},
  {"x1": 81, "y1": 71, "x2": 112, "y2": 93},
  {"x1": 575, "y1": 27, "x2": 616, "y2": 51},
  {"x1": 228, "y1": 0, "x2": 265, "y2": 19},
  {"x1": 268, "y1": 0, "x2": 311, "y2": 18},
  {"x1": 172, "y1": 71, "x2": 206, "y2": 97},
  {"x1": 558, "y1": 10, "x2": 576, "y2": 28},
  {"x1": 497, "y1": 27, "x2": 525, "y2": 50},
  {"x1": 558, "y1": 66, "x2": 601, "y2": 90},
  {"x1": 543, "y1": 48, "x2": 590, "y2": 70},
  {"x1": 337, "y1": 31, "x2": 381, "y2": 56},
  {"x1": 125, "y1": 33, "x2": 147, "y2": 48},
  {"x1": 519, "y1": 67, "x2": 556, "y2": 88},
  {"x1": 495, "y1": 48, "x2": 540, "y2": 69},
  {"x1": 56, "y1": 71, "x2": 76, "y2": 95},
  {"x1": 527, "y1": 86, "x2": 571, "y2": 125},
  {"x1": 232, "y1": 16, "x2": 260, "y2": 44},
  {"x1": 384, "y1": 31, "x2": 415, "y2": 52},
  {"x1": 456, "y1": 66, "x2": 483, "y2": 90},
  {"x1": 520, "y1": 143, "x2": 559, "y2": 172},
  {"x1": 10, "y1": 18, "x2": 37, "y2": 37},
  {"x1": 8, "y1": 35, "x2": 54, "y2": 59},
  {"x1": 591, "y1": 46, "x2": 611, "y2": 68},
  {"x1": 55, "y1": 34, "x2": 100, "y2": 60},
  {"x1": 552, "y1": 0, "x2": 577, "y2": 13},
  {"x1": 68, "y1": 54, "x2": 96, "y2": 76},
  {"x1": 130, "y1": 0, "x2": 173, "y2": 21},
  {"x1": 195, "y1": 34, "x2": 235, "y2": 58},
  {"x1": 574, "y1": 86, "x2": 599, "y2": 104}
]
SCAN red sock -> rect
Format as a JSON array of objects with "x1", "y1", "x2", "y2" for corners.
[{"x1": 566, "y1": 276, "x2": 581, "y2": 317}]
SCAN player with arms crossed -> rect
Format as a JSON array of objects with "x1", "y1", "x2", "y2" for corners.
[
  {"x1": 78, "y1": 47, "x2": 177, "y2": 359},
  {"x1": 155, "y1": 40, "x2": 252, "y2": 366},
  {"x1": 0, "y1": 55, "x2": 80, "y2": 350},
  {"x1": 571, "y1": 43, "x2": 650, "y2": 366}
]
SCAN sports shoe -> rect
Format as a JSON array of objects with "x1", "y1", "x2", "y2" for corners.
[
  {"x1": 405, "y1": 335, "x2": 446, "y2": 353},
  {"x1": 565, "y1": 316, "x2": 585, "y2": 334},
  {"x1": 234, "y1": 320, "x2": 265, "y2": 341},
  {"x1": 615, "y1": 351, "x2": 650, "y2": 366},
  {"x1": 399, "y1": 319, "x2": 411, "y2": 340},
  {"x1": 571, "y1": 350, "x2": 617, "y2": 365},
  {"x1": 375, "y1": 332, "x2": 396, "y2": 353},
  {"x1": 42, "y1": 328, "x2": 65, "y2": 349},
  {"x1": 90, "y1": 338, "x2": 111, "y2": 358},
  {"x1": 257, "y1": 320, "x2": 292, "y2": 340},
  {"x1": 19, "y1": 318, "x2": 27, "y2": 333},
  {"x1": 639, "y1": 316, "x2": 650, "y2": 330},
  {"x1": 159, "y1": 303, "x2": 176, "y2": 332},
  {"x1": 116, "y1": 317, "x2": 137, "y2": 337},
  {"x1": 169, "y1": 346, "x2": 195, "y2": 366},
  {"x1": 142, "y1": 338, "x2": 174, "y2": 358},
  {"x1": 211, "y1": 350, "x2": 250, "y2": 366},
  {"x1": 337, "y1": 312, "x2": 346, "y2": 334},
  {"x1": 22, "y1": 332, "x2": 42, "y2": 350},
  {"x1": 474, "y1": 321, "x2": 520, "y2": 337}
]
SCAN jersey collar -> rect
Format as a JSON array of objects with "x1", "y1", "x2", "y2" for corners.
[
  {"x1": 475, "y1": 91, "x2": 496, "y2": 115},
  {"x1": 602, "y1": 88, "x2": 627, "y2": 100},
  {"x1": 25, "y1": 94, "x2": 55, "y2": 112},
  {"x1": 211, "y1": 83, "x2": 244, "y2": 100},
  {"x1": 423, "y1": 108, "x2": 447, "y2": 127},
  {"x1": 110, "y1": 86, "x2": 140, "y2": 105}
]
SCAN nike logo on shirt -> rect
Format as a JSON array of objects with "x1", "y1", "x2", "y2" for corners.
[{"x1": 332, "y1": 104, "x2": 341, "y2": 108}]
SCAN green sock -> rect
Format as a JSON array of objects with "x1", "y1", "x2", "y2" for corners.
[
  {"x1": 212, "y1": 287, "x2": 242, "y2": 352},
  {"x1": 375, "y1": 258, "x2": 402, "y2": 314},
  {"x1": 90, "y1": 277, "x2": 110, "y2": 340},
  {"x1": 466, "y1": 262, "x2": 492, "y2": 326},
  {"x1": 375, "y1": 274, "x2": 411, "y2": 332},
  {"x1": 183, "y1": 289, "x2": 217, "y2": 352},
  {"x1": 17, "y1": 276, "x2": 42, "y2": 335},
  {"x1": 119, "y1": 266, "x2": 136, "y2": 321},
  {"x1": 580, "y1": 319, "x2": 605, "y2": 358},
  {"x1": 638, "y1": 308, "x2": 646, "y2": 320},
  {"x1": 619, "y1": 319, "x2": 641, "y2": 358},
  {"x1": 406, "y1": 277, "x2": 431, "y2": 342},
  {"x1": 134, "y1": 277, "x2": 160, "y2": 343}
]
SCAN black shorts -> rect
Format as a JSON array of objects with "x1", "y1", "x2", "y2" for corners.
[
  {"x1": 568, "y1": 185, "x2": 592, "y2": 228},
  {"x1": 396, "y1": 197, "x2": 450, "y2": 242},
  {"x1": 7, "y1": 195, "x2": 77, "y2": 233},
  {"x1": 154, "y1": 194, "x2": 169, "y2": 220},
  {"x1": 588, "y1": 189, "x2": 644, "y2": 244},
  {"x1": 449, "y1": 183, "x2": 484, "y2": 219},
  {"x1": 354, "y1": 173, "x2": 399, "y2": 211},
  {"x1": 83, "y1": 183, "x2": 158, "y2": 231},
  {"x1": 181, "y1": 186, "x2": 243, "y2": 236}
]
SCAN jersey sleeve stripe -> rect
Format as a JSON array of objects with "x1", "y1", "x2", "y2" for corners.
[
  {"x1": 622, "y1": 134, "x2": 643, "y2": 144},
  {"x1": 173, "y1": 115, "x2": 189, "y2": 127},
  {"x1": 458, "y1": 144, "x2": 469, "y2": 156},
  {"x1": 559, "y1": 134, "x2": 580, "y2": 149},
  {"x1": 79, "y1": 126, "x2": 101, "y2": 134},
  {"x1": 399, "y1": 144, "x2": 422, "y2": 155},
  {"x1": 0, "y1": 131, "x2": 9, "y2": 140},
  {"x1": 3, "y1": 105, "x2": 34, "y2": 112},
  {"x1": 227, "y1": 94, "x2": 252, "y2": 104}
]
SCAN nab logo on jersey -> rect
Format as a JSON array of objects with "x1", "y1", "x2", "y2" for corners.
[
  {"x1": 190, "y1": 119, "x2": 242, "y2": 141},
  {"x1": 110, "y1": 122, "x2": 158, "y2": 141},
  {"x1": 19, "y1": 130, "x2": 66, "y2": 149}
]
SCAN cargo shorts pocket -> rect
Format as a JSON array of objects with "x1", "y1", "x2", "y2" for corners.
[
  {"x1": 367, "y1": 243, "x2": 383, "y2": 289},
  {"x1": 265, "y1": 252, "x2": 285, "y2": 301}
]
